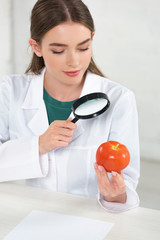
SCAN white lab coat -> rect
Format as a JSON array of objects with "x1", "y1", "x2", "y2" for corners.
[{"x1": 0, "y1": 69, "x2": 140, "y2": 212}]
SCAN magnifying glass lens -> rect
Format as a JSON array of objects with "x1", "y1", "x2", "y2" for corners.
[
  {"x1": 71, "y1": 92, "x2": 110, "y2": 123},
  {"x1": 75, "y1": 98, "x2": 108, "y2": 116}
]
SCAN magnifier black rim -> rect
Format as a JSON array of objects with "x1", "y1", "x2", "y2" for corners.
[{"x1": 72, "y1": 92, "x2": 110, "y2": 120}]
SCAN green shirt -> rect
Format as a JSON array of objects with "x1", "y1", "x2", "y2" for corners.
[{"x1": 43, "y1": 88, "x2": 77, "y2": 124}]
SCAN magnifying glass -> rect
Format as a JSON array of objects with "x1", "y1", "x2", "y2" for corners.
[{"x1": 71, "y1": 92, "x2": 110, "y2": 123}]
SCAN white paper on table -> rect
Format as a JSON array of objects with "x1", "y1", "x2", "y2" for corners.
[{"x1": 3, "y1": 210, "x2": 114, "y2": 240}]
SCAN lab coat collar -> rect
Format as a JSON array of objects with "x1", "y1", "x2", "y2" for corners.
[{"x1": 80, "y1": 71, "x2": 102, "y2": 97}]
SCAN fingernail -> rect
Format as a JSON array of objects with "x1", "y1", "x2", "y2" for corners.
[
  {"x1": 98, "y1": 165, "x2": 103, "y2": 172},
  {"x1": 112, "y1": 171, "x2": 117, "y2": 177}
]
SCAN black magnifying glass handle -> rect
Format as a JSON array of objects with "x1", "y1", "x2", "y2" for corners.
[{"x1": 71, "y1": 117, "x2": 79, "y2": 123}]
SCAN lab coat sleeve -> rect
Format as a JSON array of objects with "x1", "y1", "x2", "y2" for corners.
[
  {"x1": 0, "y1": 77, "x2": 49, "y2": 182},
  {"x1": 98, "y1": 90, "x2": 140, "y2": 212},
  {"x1": 0, "y1": 136, "x2": 49, "y2": 182}
]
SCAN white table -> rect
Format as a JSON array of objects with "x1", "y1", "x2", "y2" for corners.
[{"x1": 0, "y1": 182, "x2": 160, "y2": 240}]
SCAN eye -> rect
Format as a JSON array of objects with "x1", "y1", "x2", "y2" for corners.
[
  {"x1": 79, "y1": 47, "x2": 89, "y2": 52},
  {"x1": 52, "y1": 50, "x2": 64, "y2": 54}
]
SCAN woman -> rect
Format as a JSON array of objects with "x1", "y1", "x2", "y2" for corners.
[{"x1": 0, "y1": 0, "x2": 140, "y2": 212}]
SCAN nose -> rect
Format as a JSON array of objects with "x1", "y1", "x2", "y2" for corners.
[{"x1": 66, "y1": 51, "x2": 79, "y2": 68}]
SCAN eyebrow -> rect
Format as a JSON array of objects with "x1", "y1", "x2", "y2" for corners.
[{"x1": 49, "y1": 38, "x2": 91, "y2": 47}]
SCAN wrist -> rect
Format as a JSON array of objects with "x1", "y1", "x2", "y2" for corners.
[{"x1": 104, "y1": 192, "x2": 127, "y2": 203}]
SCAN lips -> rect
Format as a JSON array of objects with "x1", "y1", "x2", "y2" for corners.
[{"x1": 63, "y1": 70, "x2": 80, "y2": 77}]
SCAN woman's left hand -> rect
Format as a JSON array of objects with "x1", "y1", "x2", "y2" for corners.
[{"x1": 94, "y1": 163, "x2": 127, "y2": 203}]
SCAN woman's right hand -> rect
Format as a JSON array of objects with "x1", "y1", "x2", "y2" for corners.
[{"x1": 39, "y1": 118, "x2": 77, "y2": 155}]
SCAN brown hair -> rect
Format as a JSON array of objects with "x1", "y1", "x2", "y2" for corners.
[{"x1": 26, "y1": 0, "x2": 104, "y2": 77}]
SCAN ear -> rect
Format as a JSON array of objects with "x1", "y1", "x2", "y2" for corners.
[{"x1": 29, "y1": 38, "x2": 42, "y2": 57}]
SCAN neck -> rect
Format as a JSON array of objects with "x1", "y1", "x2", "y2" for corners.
[{"x1": 44, "y1": 72, "x2": 85, "y2": 102}]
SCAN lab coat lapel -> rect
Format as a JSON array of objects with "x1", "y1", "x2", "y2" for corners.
[
  {"x1": 80, "y1": 71, "x2": 102, "y2": 96},
  {"x1": 21, "y1": 69, "x2": 49, "y2": 136}
]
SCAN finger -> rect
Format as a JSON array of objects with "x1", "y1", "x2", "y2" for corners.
[
  {"x1": 54, "y1": 135, "x2": 72, "y2": 143},
  {"x1": 66, "y1": 117, "x2": 73, "y2": 122},
  {"x1": 119, "y1": 171, "x2": 124, "y2": 178},
  {"x1": 111, "y1": 171, "x2": 123, "y2": 180},
  {"x1": 94, "y1": 163, "x2": 110, "y2": 184},
  {"x1": 54, "y1": 120, "x2": 77, "y2": 130},
  {"x1": 65, "y1": 120, "x2": 77, "y2": 129},
  {"x1": 111, "y1": 171, "x2": 125, "y2": 189},
  {"x1": 56, "y1": 128, "x2": 74, "y2": 137},
  {"x1": 54, "y1": 140, "x2": 69, "y2": 148},
  {"x1": 94, "y1": 163, "x2": 111, "y2": 196},
  {"x1": 111, "y1": 171, "x2": 122, "y2": 182}
]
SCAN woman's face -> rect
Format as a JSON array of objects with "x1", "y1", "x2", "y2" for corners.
[{"x1": 38, "y1": 22, "x2": 93, "y2": 86}]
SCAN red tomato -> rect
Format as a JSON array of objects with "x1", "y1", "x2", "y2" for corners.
[{"x1": 96, "y1": 141, "x2": 130, "y2": 172}]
